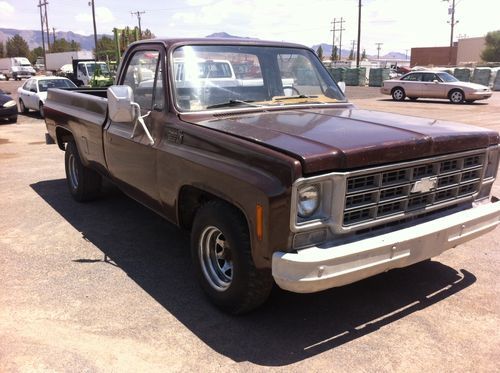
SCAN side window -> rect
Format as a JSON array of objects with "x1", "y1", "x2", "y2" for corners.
[
  {"x1": 277, "y1": 53, "x2": 323, "y2": 96},
  {"x1": 401, "y1": 73, "x2": 421, "y2": 81},
  {"x1": 422, "y1": 73, "x2": 436, "y2": 82},
  {"x1": 122, "y1": 50, "x2": 161, "y2": 111}
]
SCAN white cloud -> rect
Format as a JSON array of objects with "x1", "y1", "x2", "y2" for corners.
[
  {"x1": 75, "y1": 6, "x2": 116, "y2": 24},
  {"x1": 0, "y1": 1, "x2": 14, "y2": 16}
]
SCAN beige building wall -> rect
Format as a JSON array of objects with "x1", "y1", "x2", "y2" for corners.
[{"x1": 457, "y1": 37, "x2": 486, "y2": 64}]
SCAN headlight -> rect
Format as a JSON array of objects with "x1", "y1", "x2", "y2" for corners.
[
  {"x1": 3, "y1": 100, "x2": 16, "y2": 108},
  {"x1": 297, "y1": 184, "x2": 320, "y2": 218}
]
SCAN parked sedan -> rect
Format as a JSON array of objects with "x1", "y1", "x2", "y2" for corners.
[
  {"x1": 17, "y1": 76, "x2": 76, "y2": 118},
  {"x1": 381, "y1": 71, "x2": 492, "y2": 104},
  {"x1": 0, "y1": 88, "x2": 17, "y2": 123}
]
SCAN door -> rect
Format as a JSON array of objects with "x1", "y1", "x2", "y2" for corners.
[
  {"x1": 421, "y1": 73, "x2": 445, "y2": 98},
  {"x1": 104, "y1": 47, "x2": 165, "y2": 210},
  {"x1": 399, "y1": 72, "x2": 423, "y2": 97}
]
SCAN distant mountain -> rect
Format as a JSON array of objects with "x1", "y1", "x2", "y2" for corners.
[
  {"x1": 205, "y1": 32, "x2": 252, "y2": 39},
  {"x1": 0, "y1": 28, "x2": 111, "y2": 50},
  {"x1": 381, "y1": 52, "x2": 408, "y2": 60}
]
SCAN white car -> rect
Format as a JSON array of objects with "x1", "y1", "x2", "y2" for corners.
[{"x1": 17, "y1": 76, "x2": 76, "y2": 117}]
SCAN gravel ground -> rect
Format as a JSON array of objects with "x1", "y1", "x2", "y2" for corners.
[{"x1": 1, "y1": 79, "x2": 499, "y2": 372}]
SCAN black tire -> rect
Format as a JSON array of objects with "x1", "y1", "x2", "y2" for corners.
[
  {"x1": 8, "y1": 115, "x2": 17, "y2": 124},
  {"x1": 449, "y1": 89, "x2": 464, "y2": 104},
  {"x1": 409, "y1": 97, "x2": 418, "y2": 101},
  {"x1": 64, "y1": 141, "x2": 102, "y2": 202},
  {"x1": 391, "y1": 87, "x2": 406, "y2": 101},
  {"x1": 39, "y1": 102, "x2": 45, "y2": 118},
  {"x1": 19, "y1": 99, "x2": 28, "y2": 114},
  {"x1": 191, "y1": 200, "x2": 273, "y2": 314}
]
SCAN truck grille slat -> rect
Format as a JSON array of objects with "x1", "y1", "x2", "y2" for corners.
[{"x1": 343, "y1": 153, "x2": 485, "y2": 227}]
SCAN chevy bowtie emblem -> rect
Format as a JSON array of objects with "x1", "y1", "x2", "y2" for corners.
[{"x1": 411, "y1": 176, "x2": 438, "y2": 193}]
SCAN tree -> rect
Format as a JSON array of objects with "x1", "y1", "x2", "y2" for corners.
[
  {"x1": 0, "y1": 41, "x2": 5, "y2": 58},
  {"x1": 6, "y1": 34, "x2": 30, "y2": 57},
  {"x1": 331, "y1": 46, "x2": 338, "y2": 61},
  {"x1": 348, "y1": 48, "x2": 354, "y2": 60},
  {"x1": 481, "y1": 30, "x2": 500, "y2": 62},
  {"x1": 50, "y1": 38, "x2": 80, "y2": 53},
  {"x1": 30, "y1": 46, "x2": 44, "y2": 63},
  {"x1": 361, "y1": 49, "x2": 367, "y2": 60},
  {"x1": 141, "y1": 29, "x2": 155, "y2": 40},
  {"x1": 316, "y1": 45, "x2": 323, "y2": 60}
]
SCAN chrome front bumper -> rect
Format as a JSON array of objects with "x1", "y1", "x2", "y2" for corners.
[{"x1": 272, "y1": 199, "x2": 500, "y2": 293}]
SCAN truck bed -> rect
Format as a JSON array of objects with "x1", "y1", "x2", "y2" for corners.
[{"x1": 44, "y1": 87, "x2": 109, "y2": 170}]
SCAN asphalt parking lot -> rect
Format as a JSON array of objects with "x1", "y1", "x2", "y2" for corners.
[{"x1": 1, "y1": 79, "x2": 499, "y2": 372}]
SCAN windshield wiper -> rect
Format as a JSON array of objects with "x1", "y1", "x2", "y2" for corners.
[
  {"x1": 206, "y1": 99, "x2": 262, "y2": 109},
  {"x1": 273, "y1": 94, "x2": 319, "y2": 100}
]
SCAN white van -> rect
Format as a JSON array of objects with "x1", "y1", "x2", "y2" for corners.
[{"x1": 0, "y1": 57, "x2": 36, "y2": 80}]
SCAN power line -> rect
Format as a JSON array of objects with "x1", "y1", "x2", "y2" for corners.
[{"x1": 330, "y1": 18, "x2": 345, "y2": 61}]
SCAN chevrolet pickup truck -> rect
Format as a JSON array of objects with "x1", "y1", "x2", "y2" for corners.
[{"x1": 44, "y1": 38, "x2": 500, "y2": 314}]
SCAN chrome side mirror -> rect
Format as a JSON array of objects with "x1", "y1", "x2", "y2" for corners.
[
  {"x1": 337, "y1": 81, "x2": 346, "y2": 94},
  {"x1": 107, "y1": 85, "x2": 154, "y2": 144},
  {"x1": 107, "y1": 85, "x2": 136, "y2": 122}
]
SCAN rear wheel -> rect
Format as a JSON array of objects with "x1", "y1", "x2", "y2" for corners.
[
  {"x1": 64, "y1": 141, "x2": 102, "y2": 202},
  {"x1": 191, "y1": 200, "x2": 273, "y2": 314},
  {"x1": 391, "y1": 87, "x2": 406, "y2": 101},
  {"x1": 449, "y1": 89, "x2": 464, "y2": 104}
]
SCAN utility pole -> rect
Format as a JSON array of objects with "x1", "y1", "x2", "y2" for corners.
[
  {"x1": 90, "y1": 0, "x2": 98, "y2": 58},
  {"x1": 37, "y1": 0, "x2": 47, "y2": 67},
  {"x1": 375, "y1": 42, "x2": 383, "y2": 60},
  {"x1": 405, "y1": 49, "x2": 409, "y2": 60},
  {"x1": 356, "y1": 0, "x2": 362, "y2": 67},
  {"x1": 445, "y1": 0, "x2": 458, "y2": 47},
  {"x1": 42, "y1": 1, "x2": 50, "y2": 52},
  {"x1": 331, "y1": 18, "x2": 346, "y2": 61},
  {"x1": 330, "y1": 19, "x2": 336, "y2": 62},
  {"x1": 131, "y1": 10, "x2": 146, "y2": 38}
]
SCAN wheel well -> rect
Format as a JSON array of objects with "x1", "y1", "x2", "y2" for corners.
[
  {"x1": 178, "y1": 186, "x2": 247, "y2": 231},
  {"x1": 55, "y1": 127, "x2": 74, "y2": 151},
  {"x1": 448, "y1": 88, "x2": 463, "y2": 97}
]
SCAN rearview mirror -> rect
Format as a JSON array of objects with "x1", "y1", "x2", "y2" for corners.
[{"x1": 107, "y1": 85, "x2": 136, "y2": 122}]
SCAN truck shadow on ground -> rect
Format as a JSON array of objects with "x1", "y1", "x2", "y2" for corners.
[{"x1": 31, "y1": 179, "x2": 476, "y2": 367}]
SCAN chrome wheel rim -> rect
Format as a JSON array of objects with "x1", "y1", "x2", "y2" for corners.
[
  {"x1": 68, "y1": 153, "x2": 79, "y2": 190},
  {"x1": 199, "y1": 226, "x2": 232, "y2": 291},
  {"x1": 394, "y1": 89, "x2": 404, "y2": 100},
  {"x1": 451, "y1": 91, "x2": 463, "y2": 103}
]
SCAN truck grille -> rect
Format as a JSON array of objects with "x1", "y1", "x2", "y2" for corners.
[{"x1": 343, "y1": 153, "x2": 484, "y2": 226}]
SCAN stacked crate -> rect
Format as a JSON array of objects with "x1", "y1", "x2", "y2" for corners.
[
  {"x1": 368, "y1": 68, "x2": 390, "y2": 87},
  {"x1": 345, "y1": 67, "x2": 367, "y2": 86}
]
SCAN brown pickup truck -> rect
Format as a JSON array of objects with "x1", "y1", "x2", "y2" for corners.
[{"x1": 44, "y1": 38, "x2": 500, "y2": 314}]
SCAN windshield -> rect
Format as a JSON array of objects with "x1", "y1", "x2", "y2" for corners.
[
  {"x1": 172, "y1": 45, "x2": 346, "y2": 111},
  {"x1": 85, "y1": 63, "x2": 110, "y2": 76},
  {"x1": 437, "y1": 72, "x2": 458, "y2": 82},
  {"x1": 38, "y1": 79, "x2": 77, "y2": 92}
]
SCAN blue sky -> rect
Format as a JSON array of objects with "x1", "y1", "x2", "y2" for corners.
[{"x1": 1, "y1": 0, "x2": 499, "y2": 54}]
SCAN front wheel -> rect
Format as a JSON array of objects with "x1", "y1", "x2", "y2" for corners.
[
  {"x1": 19, "y1": 99, "x2": 28, "y2": 113},
  {"x1": 39, "y1": 102, "x2": 45, "y2": 118},
  {"x1": 449, "y1": 89, "x2": 464, "y2": 104},
  {"x1": 391, "y1": 87, "x2": 406, "y2": 101},
  {"x1": 191, "y1": 200, "x2": 273, "y2": 314},
  {"x1": 64, "y1": 141, "x2": 102, "y2": 202}
]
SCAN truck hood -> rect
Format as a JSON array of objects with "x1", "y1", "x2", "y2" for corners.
[{"x1": 180, "y1": 107, "x2": 499, "y2": 174}]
